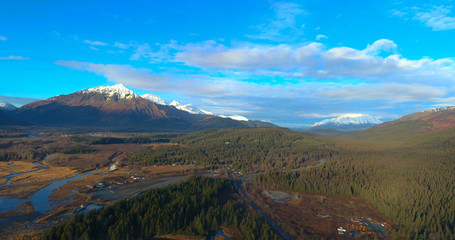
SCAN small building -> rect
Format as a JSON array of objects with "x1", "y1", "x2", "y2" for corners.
[
  {"x1": 94, "y1": 182, "x2": 106, "y2": 188},
  {"x1": 338, "y1": 227, "x2": 347, "y2": 235}
]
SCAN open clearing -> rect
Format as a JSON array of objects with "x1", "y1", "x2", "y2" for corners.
[{"x1": 244, "y1": 183, "x2": 389, "y2": 239}]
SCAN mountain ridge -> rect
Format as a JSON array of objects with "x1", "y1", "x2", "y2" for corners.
[{"x1": 7, "y1": 84, "x2": 272, "y2": 130}]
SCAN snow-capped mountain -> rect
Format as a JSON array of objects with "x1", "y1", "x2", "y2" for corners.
[
  {"x1": 0, "y1": 100, "x2": 17, "y2": 111},
  {"x1": 308, "y1": 114, "x2": 383, "y2": 131},
  {"x1": 141, "y1": 94, "x2": 167, "y2": 105},
  {"x1": 169, "y1": 100, "x2": 213, "y2": 115},
  {"x1": 12, "y1": 84, "x2": 273, "y2": 129},
  {"x1": 77, "y1": 84, "x2": 138, "y2": 99}
]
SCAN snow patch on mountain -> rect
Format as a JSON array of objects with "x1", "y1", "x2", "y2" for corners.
[
  {"x1": 141, "y1": 94, "x2": 167, "y2": 105},
  {"x1": 424, "y1": 106, "x2": 455, "y2": 113},
  {"x1": 309, "y1": 114, "x2": 382, "y2": 130},
  {"x1": 0, "y1": 101, "x2": 17, "y2": 110},
  {"x1": 219, "y1": 115, "x2": 249, "y2": 121},
  {"x1": 169, "y1": 100, "x2": 213, "y2": 115},
  {"x1": 78, "y1": 84, "x2": 138, "y2": 99}
]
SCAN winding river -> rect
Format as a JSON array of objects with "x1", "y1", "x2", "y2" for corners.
[{"x1": 0, "y1": 153, "x2": 109, "y2": 218}]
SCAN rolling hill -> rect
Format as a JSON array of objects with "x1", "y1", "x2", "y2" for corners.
[{"x1": 350, "y1": 106, "x2": 455, "y2": 140}]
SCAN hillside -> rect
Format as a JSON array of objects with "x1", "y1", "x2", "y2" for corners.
[
  {"x1": 0, "y1": 109, "x2": 28, "y2": 126},
  {"x1": 350, "y1": 107, "x2": 455, "y2": 140},
  {"x1": 256, "y1": 126, "x2": 455, "y2": 239},
  {"x1": 131, "y1": 128, "x2": 335, "y2": 173}
]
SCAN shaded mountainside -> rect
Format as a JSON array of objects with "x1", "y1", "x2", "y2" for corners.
[
  {"x1": 15, "y1": 92, "x2": 169, "y2": 127},
  {"x1": 0, "y1": 109, "x2": 28, "y2": 126},
  {"x1": 350, "y1": 107, "x2": 455, "y2": 140}
]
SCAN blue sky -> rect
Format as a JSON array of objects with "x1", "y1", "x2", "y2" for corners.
[{"x1": 2, "y1": 0, "x2": 455, "y2": 127}]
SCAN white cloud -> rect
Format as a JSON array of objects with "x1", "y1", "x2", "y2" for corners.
[
  {"x1": 174, "y1": 39, "x2": 455, "y2": 85},
  {"x1": 114, "y1": 42, "x2": 133, "y2": 49},
  {"x1": 55, "y1": 60, "x2": 171, "y2": 91},
  {"x1": 83, "y1": 40, "x2": 108, "y2": 46},
  {"x1": 174, "y1": 39, "x2": 455, "y2": 84},
  {"x1": 315, "y1": 34, "x2": 327, "y2": 40},
  {"x1": 0, "y1": 56, "x2": 30, "y2": 60},
  {"x1": 315, "y1": 83, "x2": 446, "y2": 102},
  {"x1": 299, "y1": 113, "x2": 345, "y2": 118},
  {"x1": 176, "y1": 41, "x2": 322, "y2": 71},
  {"x1": 389, "y1": 9, "x2": 407, "y2": 17},
  {"x1": 130, "y1": 41, "x2": 178, "y2": 63},
  {"x1": 246, "y1": 2, "x2": 306, "y2": 41},
  {"x1": 0, "y1": 36, "x2": 6, "y2": 41},
  {"x1": 414, "y1": 5, "x2": 455, "y2": 31}
]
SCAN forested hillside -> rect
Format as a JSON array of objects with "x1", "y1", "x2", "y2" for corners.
[
  {"x1": 41, "y1": 177, "x2": 279, "y2": 240},
  {"x1": 130, "y1": 128, "x2": 336, "y2": 173},
  {"x1": 256, "y1": 128, "x2": 455, "y2": 239}
]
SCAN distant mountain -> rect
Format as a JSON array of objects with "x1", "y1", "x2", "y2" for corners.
[
  {"x1": 13, "y1": 84, "x2": 273, "y2": 131},
  {"x1": 307, "y1": 114, "x2": 383, "y2": 131},
  {"x1": 351, "y1": 106, "x2": 455, "y2": 140},
  {"x1": 0, "y1": 100, "x2": 17, "y2": 111},
  {"x1": 141, "y1": 93, "x2": 167, "y2": 105}
]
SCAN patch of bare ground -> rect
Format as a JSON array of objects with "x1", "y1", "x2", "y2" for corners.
[
  {"x1": 244, "y1": 182, "x2": 389, "y2": 239},
  {"x1": 1, "y1": 230, "x2": 42, "y2": 240},
  {"x1": 0, "y1": 179, "x2": 6, "y2": 185},
  {"x1": 0, "y1": 161, "x2": 42, "y2": 175},
  {"x1": 220, "y1": 226, "x2": 243, "y2": 239},
  {"x1": 142, "y1": 142, "x2": 179, "y2": 149},
  {"x1": 153, "y1": 234, "x2": 204, "y2": 240}
]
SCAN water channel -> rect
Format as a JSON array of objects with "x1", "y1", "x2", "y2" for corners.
[{"x1": 0, "y1": 153, "x2": 109, "y2": 219}]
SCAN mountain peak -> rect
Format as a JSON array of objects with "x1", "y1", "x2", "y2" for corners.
[
  {"x1": 170, "y1": 100, "x2": 182, "y2": 107},
  {"x1": 141, "y1": 94, "x2": 167, "y2": 105},
  {"x1": 0, "y1": 100, "x2": 17, "y2": 110},
  {"x1": 78, "y1": 84, "x2": 138, "y2": 99},
  {"x1": 169, "y1": 100, "x2": 213, "y2": 115}
]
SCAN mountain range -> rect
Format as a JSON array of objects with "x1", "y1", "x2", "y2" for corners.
[
  {"x1": 2, "y1": 84, "x2": 272, "y2": 131},
  {"x1": 4, "y1": 84, "x2": 455, "y2": 136}
]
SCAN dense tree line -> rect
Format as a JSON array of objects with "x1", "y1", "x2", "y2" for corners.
[
  {"x1": 0, "y1": 140, "x2": 43, "y2": 161},
  {"x1": 41, "y1": 177, "x2": 279, "y2": 240},
  {"x1": 70, "y1": 134, "x2": 179, "y2": 145},
  {"x1": 256, "y1": 128, "x2": 455, "y2": 239},
  {"x1": 131, "y1": 128, "x2": 335, "y2": 173}
]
